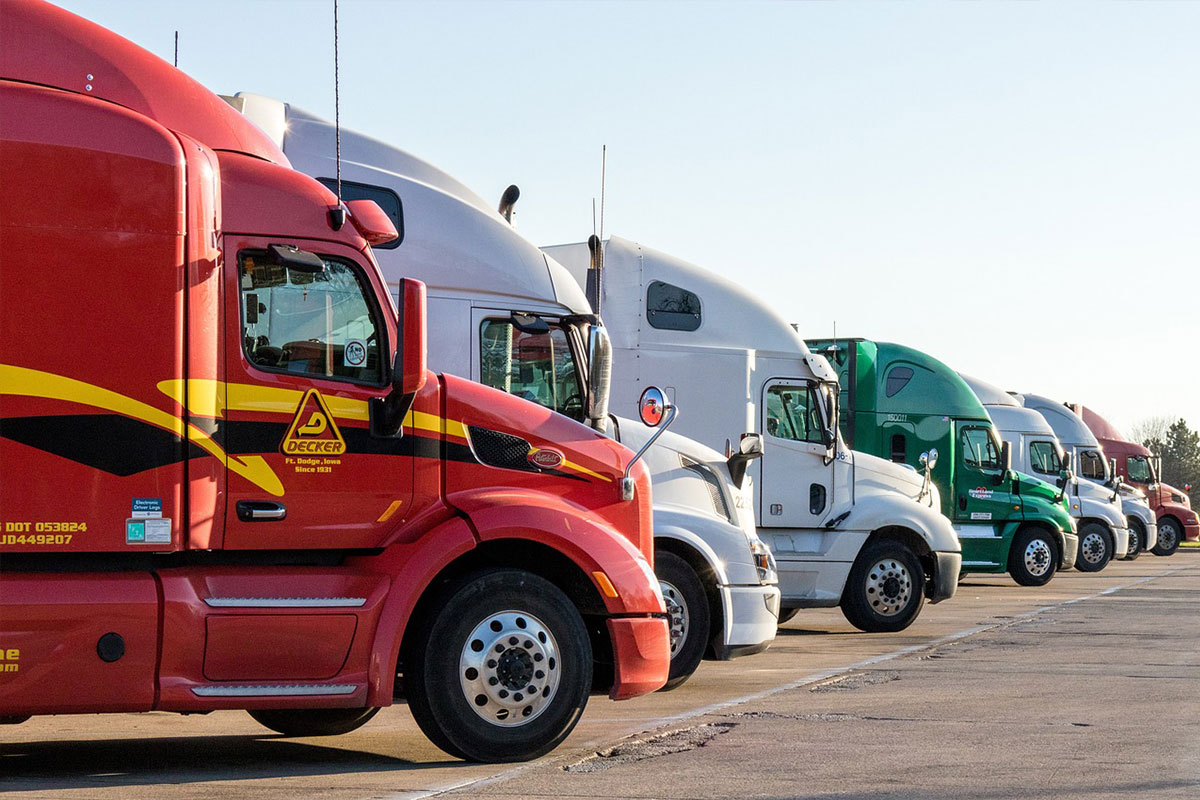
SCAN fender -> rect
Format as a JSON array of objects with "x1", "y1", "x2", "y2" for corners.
[
  {"x1": 449, "y1": 487, "x2": 664, "y2": 617},
  {"x1": 652, "y1": 506, "x2": 739, "y2": 651},
  {"x1": 1073, "y1": 496, "x2": 1126, "y2": 533},
  {"x1": 346, "y1": 516, "x2": 478, "y2": 707},
  {"x1": 836, "y1": 488, "x2": 961, "y2": 554}
]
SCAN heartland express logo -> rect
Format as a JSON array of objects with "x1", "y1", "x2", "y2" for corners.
[
  {"x1": 968, "y1": 487, "x2": 994, "y2": 501},
  {"x1": 281, "y1": 389, "x2": 346, "y2": 456}
]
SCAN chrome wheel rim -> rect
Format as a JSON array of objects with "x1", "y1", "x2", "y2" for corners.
[
  {"x1": 1160, "y1": 524, "x2": 1178, "y2": 550},
  {"x1": 1024, "y1": 539, "x2": 1053, "y2": 577},
  {"x1": 1081, "y1": 532, "x2": 1107, "y2": 564},
  {"x1": 865, "y1": 559, "x2": 913, "y2": 617},
  {"x1": 659, "y1": 580, "x2": 690, "y2": 658},
  {"x1": 459, "y1": 610, "x2": 561, "y2": 727},
  {"x1": 1128, "y1": 528, "x2": 1141, "y2": 555}
]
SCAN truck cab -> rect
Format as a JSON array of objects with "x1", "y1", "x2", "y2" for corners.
[
  {"x1": 226, "y1": 95, "x2": 780, "y2": 689},
  {"x1": 0, "y1": 0, "x2": 668, "y2": 763},
  {"x1": 542, "y1": 242, "x2": 962, "y2": 633},
  {"x1": 806, "y1": 340, "x2": 1077, "y2": 587},
  {"x1": 1071, "y1": 405, "x2": 1198, "y2": 555},
  {"x1": 959, "y1": 378, "x2": 1128, "y2": 572},
  {"x1": 1016, "y1": 394, "x2": 1157, "y2": 560}
]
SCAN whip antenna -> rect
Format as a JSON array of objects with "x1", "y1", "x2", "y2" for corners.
[
  {"x1": 329, "y1": 0, "x2": 345, "y2": 229},
  {"x1": 599, "y1": 144, "x2": 606, "y2": 242},
  {"x1": 173, "y1": 31, "x2": 178, "y2": 67}
]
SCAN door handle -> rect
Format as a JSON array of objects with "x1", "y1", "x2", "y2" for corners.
[{"x1": 236, "y1": 500, "x2": 287, "y2": 522}]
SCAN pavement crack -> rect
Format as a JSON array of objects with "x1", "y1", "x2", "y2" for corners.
[
  {"x1": 561, "y1": 723, "x2": 736, "y2": 773},
  {"x1": 809, "y1": 670, "x2": 900, "y2": 692}
]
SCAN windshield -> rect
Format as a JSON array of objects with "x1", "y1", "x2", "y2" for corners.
[
  {"x1": 480, "y1": 318, "x2": 586, "y2": 421},
  {"x1": 1128, "y1": 455, "x2": 1153, "y2": 483}
]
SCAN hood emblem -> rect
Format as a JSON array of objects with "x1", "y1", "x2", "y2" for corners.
[{"x1": 529, "y1": 448, "x2": 565, "y2": 470}]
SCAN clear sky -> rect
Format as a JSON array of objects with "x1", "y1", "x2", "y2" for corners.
[{"x1": 57, "y1": 0, "x2": 1200, "y2": 436}]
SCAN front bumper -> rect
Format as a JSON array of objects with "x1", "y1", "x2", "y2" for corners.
[
  {"x1": 1060, "y1": 532, "x2": 1079, "y2": 570},
  {"x1": 606, "y1": 616, "x2": 670, "y2": 700},
  {"x1": 712, "y1": 583, "x2": 780, "y2": 660},
  {"x1": 1143, "y1": 521, "x2": 1159, "y2": 552},
  {"x1": 1185, "y1": 515, "x2": 1200, "y2": 543},
  {"x1": 1112, "y1": 524, "x2": 1130, "y2": 559},
  {"x1": 929, "y1": 551, "x2": 962, "y2": 603}
]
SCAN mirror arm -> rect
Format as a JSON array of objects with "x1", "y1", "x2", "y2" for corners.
[
  {"x1": 369, "y1": 390, "x2": 415, "y2": 439},
  {"x1": 620, "y1": 405, "x2": 678, "y2": 501}
]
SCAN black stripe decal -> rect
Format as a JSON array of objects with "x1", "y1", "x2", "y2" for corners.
[{"x1": 0, "y1": 414, "x2": 203, "y2": 476}]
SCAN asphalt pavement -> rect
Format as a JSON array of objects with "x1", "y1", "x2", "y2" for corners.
[{"x1": 2, "y1": 554, "x2": 1197, "y2": 799}]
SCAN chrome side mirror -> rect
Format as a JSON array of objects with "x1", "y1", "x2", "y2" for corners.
[{"x1": 621, "y1": 386, "x2": 677, "y2": 501}]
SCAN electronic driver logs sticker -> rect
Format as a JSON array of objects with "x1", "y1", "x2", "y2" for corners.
[
  {"x1": 344, "y1": 339, "x2": 367, "y2": 368},
  {"x1": 281, "y1": 389, "x2": 346, "y2": 456}
]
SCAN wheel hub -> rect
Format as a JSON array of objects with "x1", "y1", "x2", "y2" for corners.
[
  {"x1": 459, "y1": 610, "x2": 561, "y2": 727},
  {"x1": 1160, "y1": 526, "x2": 1178, "y2": 549},
  {"x1": 1081, "y1": 532, "x2": 1106, "y2": 564},
  {"x1": 659, "y1": 580, "x2": 690, "y2": 658},
  {"x1": 865, "y1": 559, "x2": 912, "y2": 617},
  {"x1": 1024, "y1": 539, "x2": 1052, "y2": 576}
]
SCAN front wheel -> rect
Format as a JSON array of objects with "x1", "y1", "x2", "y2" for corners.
[
  {"x1": 840, "y1": 540, "x2": 925, "y2": 633},
  {"x1": 1075, "y1": 522, "x2": 1113, "y2": 572},
  {"x1": 1153, "y1": 518, "x2": 1182, "y2": 556},
  {"x1": 404, "y1": 568, "x2": 591, "y2": 763},
  {"x1": 247, "y1": 707, "x2": 380, "y2": 737},
  {"x1": 655, "y1": 550, "x2": 710, "y2": 692},
  {"x1": 1123, "y1": 521, "x2": 1143, "y2": 560},
  {"x1": 1008, "y1": 528, "x2": 1058, "y2": 586}
]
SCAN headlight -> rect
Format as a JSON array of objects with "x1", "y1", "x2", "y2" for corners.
[{"x1": 749, "y1": 539, "x2": 777, "y2": 584}]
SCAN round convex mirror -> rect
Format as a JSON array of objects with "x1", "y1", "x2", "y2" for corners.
[{"x1": 638, "y1": 386, "x2": 667, "y2": 427}]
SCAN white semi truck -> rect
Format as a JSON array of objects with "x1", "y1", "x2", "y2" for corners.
[
  {"x1": 229, "y1": 94, "x2": 779, "y2": 688},
  {"x1": 959, "y1": 375, "x2": 1130, "y2": 571},
  {"x1": 542, "y1": 237, "x2": 962, "y2": 632},
  {"x1": 1017, "y1": 394, "x2": 1157, "y2": 559}
]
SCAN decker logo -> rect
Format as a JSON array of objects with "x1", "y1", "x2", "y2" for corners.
[
  {"x1": 281, "y1": 389, "x2": 347, "y2": 456},
  {"x1": 528, "y1": 448, "x2": 565, "y2": 470}
]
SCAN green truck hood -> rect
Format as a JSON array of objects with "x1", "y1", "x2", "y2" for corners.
[{"x1": 1015, "y1": 471, "x2": 1073, "y2": 531}]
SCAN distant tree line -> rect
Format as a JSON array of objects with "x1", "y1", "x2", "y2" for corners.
[{"x1": 1129, "y1": 416, "x2": 1200, "y2": 507}]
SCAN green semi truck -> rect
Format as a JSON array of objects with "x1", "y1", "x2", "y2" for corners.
[{"x1": 806, "y1": 339, "x2": 1078, "y2": 585}]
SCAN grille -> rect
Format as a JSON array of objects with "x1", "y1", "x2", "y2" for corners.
[
  {"x1": 468, "y1": 426, "x2": 533, "y2": 471},
  {"x1": 680, "y1": 454, "x2": 735, "y2": 523}
]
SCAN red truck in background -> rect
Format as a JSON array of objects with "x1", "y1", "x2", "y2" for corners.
[
  {"x1": 0, "y1": 0, "x2": 668, "y2": 763},
  {"x1": 1073, "y1": 405, "x2": 1199, "y2": 556}
]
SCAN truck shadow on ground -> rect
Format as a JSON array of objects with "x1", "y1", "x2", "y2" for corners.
[{"x1": 0, "y1": 734, "x2": 461, "y2": 790}]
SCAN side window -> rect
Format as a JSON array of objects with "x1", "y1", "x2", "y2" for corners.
[
  {"x1": 316, "y1": 179, "x2": 404, "y2": 249},
  {"x1": 765, "y1": 385, "x2": 823, "y2": 444},
  {"x1": 479, "y1": 320, "x2": 584, "y2": 421},
  {"x1": 240, "y1": 252, "x2": 384, "y2": 384},
  {"x1": 884, "y1": 366, "x2": 914, "y2": 398},
  {"x1": 646, "y1": 280, "x2": 701, "y2": 331},
  {"x1": 1029, "y1": 441, "x2": 1061, "y2": 476},
  {"x1": 961, "y1": 427, "x2": 1000, "y2": 470},
  {"x1": 890, "y1": 434, "x2": 907, "y2": 463},
  {"x1": 1079, "y1": 450, "x2": 1106, "y2": 480}
]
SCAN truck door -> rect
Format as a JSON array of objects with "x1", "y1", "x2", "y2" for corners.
[
  {"x1": 221, "y1": 239, "x2": 411, "y2": 550},
  {"x1": 953, "y1": 423, "x2": 1014, "y2": 526},
  {"x1": 759, "y1": 379, "x2": 834, "y2": 529}
]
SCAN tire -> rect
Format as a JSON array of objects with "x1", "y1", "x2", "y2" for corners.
[
  {"x1": 1123, "y1": 520, "x2": 1143, "y2": 561},
  {"x1": 1075, "y1": 522, "x2": 1113, "y2": 572},
  {"x1": 403, "y1": 568, "x2": 591, "y2": 763},
  {"x1": 1007, "y1": 528, "x2": 1058, "y2": 587},
  {"x1": 655, "y1": 550, "x2": 710, "y2": 692},
  {"x1": 1153, "y1": 518, "x2": 1182, "y2": 556},
  {"x1": 777, "y1": 606, "x2": 801, "y2": 625},
  {"x1": 247, "y1": 707, "x2": 380, "y2": 737},
  {"x1": 840, "y1": 540, "x2": 925, "y2": 633}
]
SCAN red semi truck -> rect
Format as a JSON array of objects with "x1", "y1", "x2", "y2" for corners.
[
  {"x1": 0, "y1": 0, "x2": 668, "y2": 762},
  {"x1": 1073, "y1": 405, "x2": 1198, "y2": 555}
]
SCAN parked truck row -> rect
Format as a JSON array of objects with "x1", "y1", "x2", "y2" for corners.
[{"x1": 2, "y1": 0, "x2": 1193, "y2": 765}]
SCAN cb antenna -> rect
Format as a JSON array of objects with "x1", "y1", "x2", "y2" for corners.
[
  {"x1": 599, "y1": 144, "x2": 606, "y2": 242},
  {"x1": 329, "y1": 0, "x2": 345, "y2": 230},
  {"x1": 173, "y1": 31, "x2": 178, "y2": 67}
]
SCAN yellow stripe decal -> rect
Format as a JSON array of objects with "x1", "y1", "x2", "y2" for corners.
[
  {"x1": 4, "y1": 366, "x2": 284, "y2": 497},
  {"x1": 562, "y1": 458, "x2": 612, "y2": 483}
]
